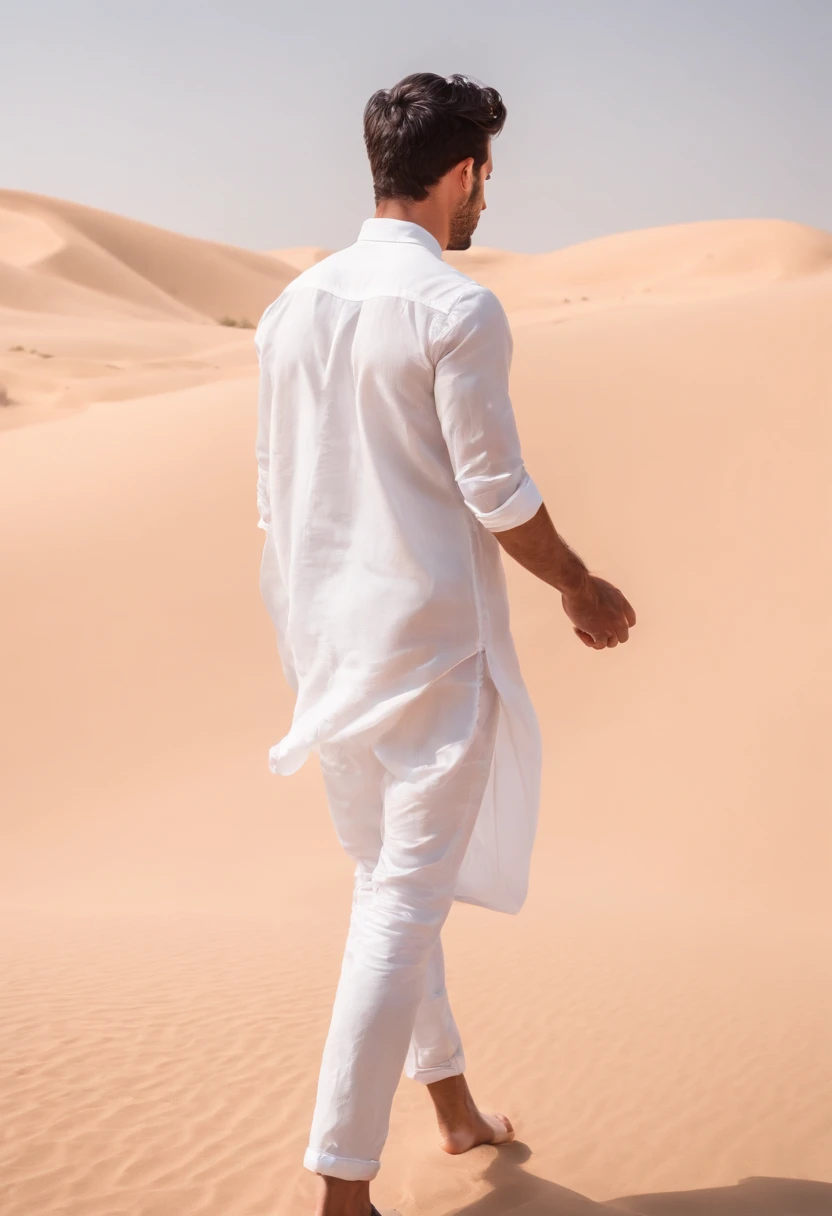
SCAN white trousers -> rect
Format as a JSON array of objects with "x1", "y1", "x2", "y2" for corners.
[{"x1": 303, "y1": 652, "x2": 500, "y2": 1181}]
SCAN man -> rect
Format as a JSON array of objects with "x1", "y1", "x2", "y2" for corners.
[{"x1": 255, "y1": 72, "x2": 635, "y2": 1216}]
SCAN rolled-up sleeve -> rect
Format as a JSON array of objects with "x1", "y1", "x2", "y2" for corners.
[{"x1": 432, "y1": 285, "x2": 542, "y2": 533}]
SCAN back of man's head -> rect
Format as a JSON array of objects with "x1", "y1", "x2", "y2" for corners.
[{"x1": 363, "y1": 73, "x2": 506, "y2": 205}]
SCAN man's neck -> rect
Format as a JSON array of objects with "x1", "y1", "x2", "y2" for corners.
[{"x1": 374, "y1": 199, "x2": 449, "y2": 252}]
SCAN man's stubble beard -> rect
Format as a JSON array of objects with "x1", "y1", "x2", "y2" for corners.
[{"x1": 446, "y1": 176, "x2": 483, "y2": 252}]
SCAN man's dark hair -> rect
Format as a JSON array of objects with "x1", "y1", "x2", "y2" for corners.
[{"x1": 363, "y1": 73, "x2": 506, "y2": 204}]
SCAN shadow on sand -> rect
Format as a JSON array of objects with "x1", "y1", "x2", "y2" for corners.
[{"x1": 450, "y1": 1142, "x2": 832, "y2": 1216}]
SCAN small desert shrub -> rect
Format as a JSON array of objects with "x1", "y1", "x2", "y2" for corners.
[
  {"x1": 218, "y1": 316, "x2": 256, "y2": 329},
  {"x1": 9, "y1": 344, "x2": 25, "y2": 352},
  {"x1": 0, "y1": 383, "x2": 11, "y2": 407}
]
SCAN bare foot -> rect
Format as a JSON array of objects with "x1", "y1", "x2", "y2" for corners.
[
  {"x1": 427, "y1": 1074, "x2": 515, "y2": 1155},
  {"x1": 439, "y1": 1109, "x2": 515, "y2": 1155}
]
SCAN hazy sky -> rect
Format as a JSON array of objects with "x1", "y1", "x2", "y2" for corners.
[{"x1": 4, "y1": 0, "x2": 831, "y2": 253}]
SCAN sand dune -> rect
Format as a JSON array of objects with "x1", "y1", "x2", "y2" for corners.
[
  {"x1": 269, "y1": 245, "x2": 333, "y2": 272},
  {"x1": 0, "y1": 192, "x2": 305, "y2": 429},
  {"x1": 0, "y1": 189, "x2": 298, "y2": 323},
  {"x1": 1, "y1": 196, "x2": 831, "y2": 1215},
  {"x1": 454, "y1": 219, "x2": 832, "y2": 317},
  {"x1": 444, "y1": 243, "x2": 533, "y2": 276}
]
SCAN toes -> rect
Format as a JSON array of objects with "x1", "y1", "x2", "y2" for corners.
[{"x1": 488, "y1": 1113, "x2": 515, "y2": 1144}]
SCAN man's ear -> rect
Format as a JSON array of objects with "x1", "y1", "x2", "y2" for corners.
[{"x1": 458, "y1": 157, "x2": 476, "y2": 191}]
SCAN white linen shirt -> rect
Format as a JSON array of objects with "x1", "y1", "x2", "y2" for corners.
[{"x1": 255, "y1": 218, "x2": 542, "y2": 913}]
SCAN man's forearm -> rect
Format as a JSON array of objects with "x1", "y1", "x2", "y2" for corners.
[{"x1": 493, "y1": 503, "x2": 590, "y2": 596}]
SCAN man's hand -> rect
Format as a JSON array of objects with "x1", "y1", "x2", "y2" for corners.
[
  {"x1": 493, "y1": 503, "x2": 637, "y2": 650},
  {"x1": 562, "y1": 575, "x2": 636, "y2": 649}
]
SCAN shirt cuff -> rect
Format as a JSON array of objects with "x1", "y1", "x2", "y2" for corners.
[{"x1": 467, "y1": 473, "x2": 543, "y2": 533}]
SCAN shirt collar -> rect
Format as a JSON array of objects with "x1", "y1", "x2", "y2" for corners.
[{"x1": 357, "y1": 218, "x2": 443, "y2": 259}]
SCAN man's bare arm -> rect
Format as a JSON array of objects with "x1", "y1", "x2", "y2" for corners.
[
  {"x1": 494, "y1": 503, "x2": 637, "y2": 650},
  {"x1": 494, "y1": 502, "x2": 590, "y2": 594}
]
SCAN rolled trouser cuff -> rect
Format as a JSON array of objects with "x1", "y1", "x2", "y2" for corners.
[
  {"x1": 303, "y1": 1147, "x2": 380, "y2": 1181},
  {"x1": 406, "y1": 1044, "x2": 466, "y2": 1086}
]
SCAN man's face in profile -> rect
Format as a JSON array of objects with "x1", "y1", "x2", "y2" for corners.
[{"x1": 447, "y1": 150, "x2": 492, "y2": 251}]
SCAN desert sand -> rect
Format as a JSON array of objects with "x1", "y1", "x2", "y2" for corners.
[{"x1": 1, "y1": 189, "x2": 831, "y2": 1216}]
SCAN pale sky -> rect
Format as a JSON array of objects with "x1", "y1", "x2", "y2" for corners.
[{"x1": 4, "y1": 0, "x2": 831, "y2": 254}]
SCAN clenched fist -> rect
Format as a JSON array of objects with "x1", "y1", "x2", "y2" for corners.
[{"x1": 562, "y1": 575, "x2": 636, "y2": 650}]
